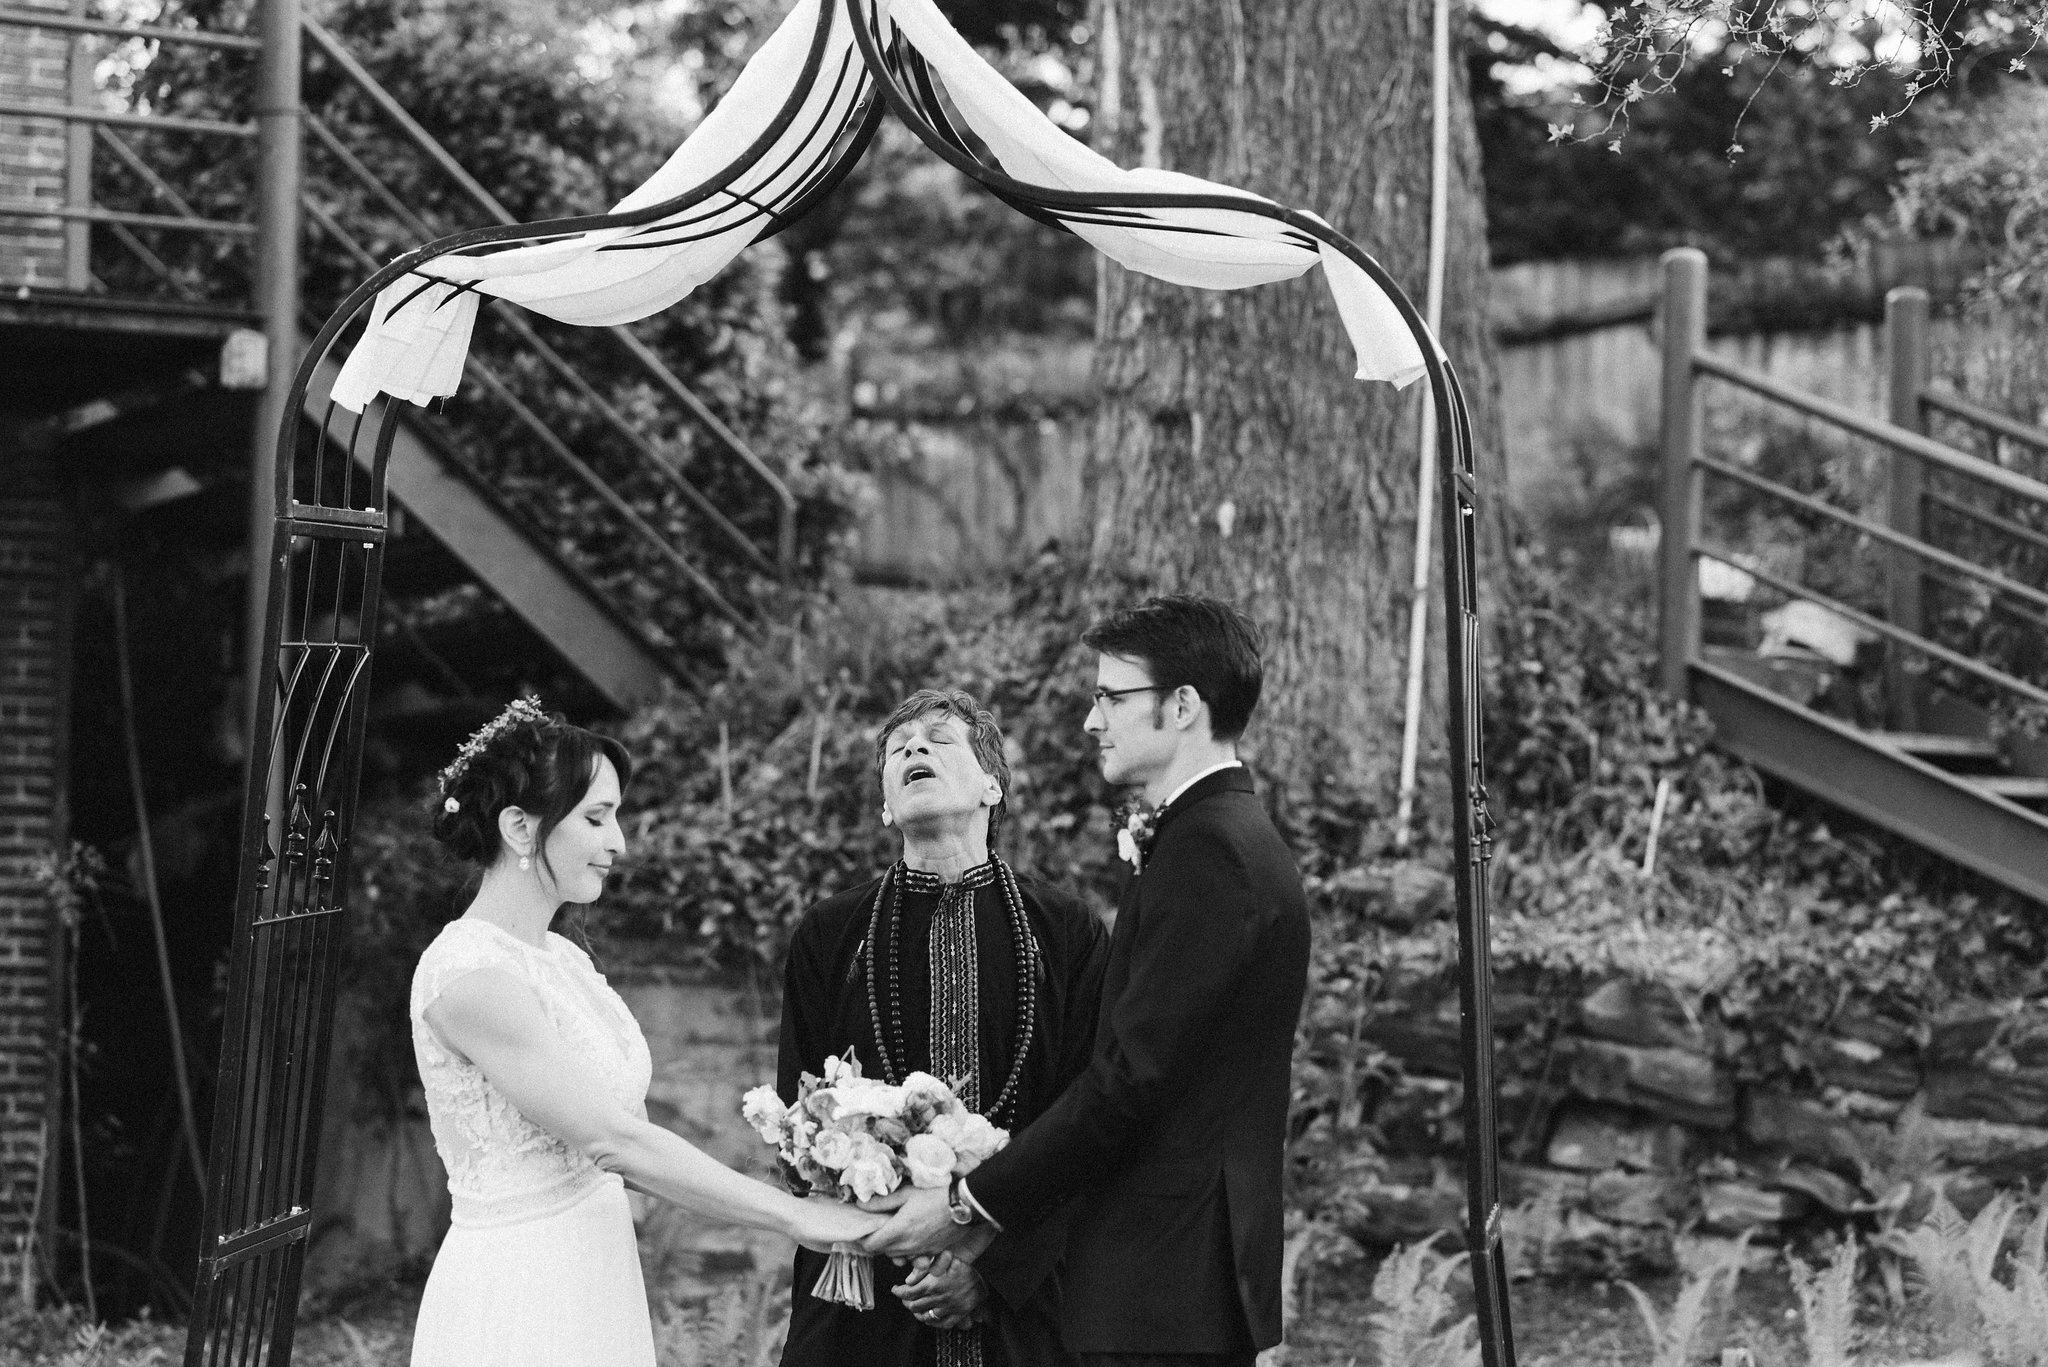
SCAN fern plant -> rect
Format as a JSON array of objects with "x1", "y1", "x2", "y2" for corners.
[
  {"x1": 1367, "y1": 1236, "x2": 1481, "y2": 1367},
  {"x1": 1787, "y1": 1233, "x2": 1861, "y2": 1367},
  {"x1": 1877, "y1": 1189, "x2": 2048, "y2": 1366},
  {"x1": 1621, "y1": 1233, "x2": 1749, "y2": 1367},
  {"x1": 651, "y1": 1273, "x2": 790, "y2": 1367}
]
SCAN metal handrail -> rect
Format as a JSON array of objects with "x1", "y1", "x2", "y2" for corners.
[
  {"x1": 1925, "y1": 488, "x2": 2048, "y2": 560},
  {"x1": 1692, "y1": 543, "x2": 2048, "y2": 709},
  {"x1": 1694, "y1": 350, "x2": 2048, "y2": 508},
  {"x1": 301, "y1": 14, "x2": 798, "y2": 577},
  {"x1": 1924, "y1": 387, "x2": 2048, "y2": 458},
  {"x1": 302, "y1": 199, "x2": 757, "y2": 631},
  {"x1": 1659, "y1": 253, "x2": 2048, "y2": 733},
  {"x1": 0, "y1": 99, "x2": 254, "y2": 138},
  {"x1": 301, "y1": 112, "x2": 777, "y2": 577},
  {"x1": 3, "y1": 6, "x2": 794, "y2": 592},
  {"x1": 1694, "y1": 453, "x2": 2048, "y2": 616},
  {"x1": 0, "y1": 5, "x2": 260, "y2": 49}
]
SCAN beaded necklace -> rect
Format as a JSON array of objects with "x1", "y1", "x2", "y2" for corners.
[{"x1": 861, "y1": 856, "x2": 1042, "y2": 1126}]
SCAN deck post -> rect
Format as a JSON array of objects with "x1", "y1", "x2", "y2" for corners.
[
  {"x1": 1885, "y1": 285, "x2": 1930, "y2": 730},
  {"x1": 62, "y1": 0, "x2": 88, "y2": 289},
  {"x1": 242, "y1": 0, "x2": 302, "y2": 735},
  {"x1": 1658, "y1": 247, "x2": 1707, "y2": 697}
]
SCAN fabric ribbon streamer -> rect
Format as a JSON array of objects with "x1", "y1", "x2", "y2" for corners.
[{"x1": 331, "y1": 0, "x2": 1428, "y2": 413}]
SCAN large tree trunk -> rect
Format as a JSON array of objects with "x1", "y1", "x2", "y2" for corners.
[{"x1": 1084, "y1": 0, "x2": 1501, "y2": 812}]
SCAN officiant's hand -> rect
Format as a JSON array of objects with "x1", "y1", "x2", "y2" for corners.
[
  {"x1": 858, "y1": 1185, "x2": 966, "y2": 1258},
  {"x1": 896, "y1": 1250, "x2": 987, "y2": 1330}
]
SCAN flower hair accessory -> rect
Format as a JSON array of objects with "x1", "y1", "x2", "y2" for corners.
[{"x1": 437, "y1": 696, "x2": 548, "y2": 806}]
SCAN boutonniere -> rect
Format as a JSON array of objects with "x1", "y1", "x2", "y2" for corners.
[{"x1": 1115, "y1": 805, "x2": 1158, "y2": 874}]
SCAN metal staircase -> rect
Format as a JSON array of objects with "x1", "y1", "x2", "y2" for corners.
[
  {"x1": 0, "y1": 3, "x2": 796, "y2": 710},
  {"x1": 1658, "y1": 249, "x2": 2048, "y2": 904}
]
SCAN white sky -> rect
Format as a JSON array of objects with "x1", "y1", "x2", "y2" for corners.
[{"x1": 1473, "y1": 0, "x2": 1604, "y2": 97}]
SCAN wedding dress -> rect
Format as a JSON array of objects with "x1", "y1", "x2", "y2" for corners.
[{"x1": 408, "y1": 917, "x2": 656, "y2": 1366}]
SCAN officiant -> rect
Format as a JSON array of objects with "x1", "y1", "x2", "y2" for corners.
[{"x1": 776, "y1": 689, "x2": 1109, "y2": 1367}]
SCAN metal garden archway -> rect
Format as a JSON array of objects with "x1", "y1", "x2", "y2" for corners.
[{"x1": 184, "y1": 2, "x2": 1512, "y2": 1362}]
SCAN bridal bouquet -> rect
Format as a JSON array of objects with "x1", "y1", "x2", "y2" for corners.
[{"x1": 742, "y1": 1051, "x2": 1007, "y2": 1309}]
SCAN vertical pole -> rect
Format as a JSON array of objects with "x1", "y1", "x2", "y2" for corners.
[
  {"x1": 1886, "y1": 286, "x2": 1929, "y2": 731},
  {"x1": 243, "y1": 0, "x2": 301, "y2": 746},
  {"x1": 1657, "y1": 248, "x2": 1707, "y2": 697},
  {"x1": 1391, "y1": 0, "x2": 1453, "y2": 848},
  {"x1": 61, "y1": 0, "x2": 88, "y2": 290}
]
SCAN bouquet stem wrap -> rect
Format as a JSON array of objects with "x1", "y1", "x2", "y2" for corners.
[{"x1": 815, "y1": 1243, "x2": 874, "y2": 1310}]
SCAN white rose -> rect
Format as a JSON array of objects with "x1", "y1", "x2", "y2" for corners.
[
  {"x1": 949, "y1": 1114, "x2": 1008, "y2": 1170},
  {"x1": 833, "y1": 1081, "x2": 910, "y2": 1119},
  {"x1": 903, "y1": 1134, "x2": 958, "y2": 1189},
  {"x1": 925, "y1": 1110, "x2": 970, "y2": 1152},
  {"x1": 741, "y1": 1086, "x2": 789, "y2": 1144},
  {"x1": 811, "y1": 1128, "x2": 856, "y2": 1171},
  {"x1": 842, "y1": 1135, "x2": 900, "y2": 1202},
  {"x1": 902, "y1": 1072, "x2": 955, "y2": 1109}
]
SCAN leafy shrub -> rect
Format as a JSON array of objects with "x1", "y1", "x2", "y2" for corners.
[{"x1": 1479, "y1": 551, "x2": 2042, "y2": 1085}]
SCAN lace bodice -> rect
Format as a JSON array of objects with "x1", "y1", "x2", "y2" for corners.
[{"x1": 410, "y1": 918, "x2": 652, "y2": 1227}]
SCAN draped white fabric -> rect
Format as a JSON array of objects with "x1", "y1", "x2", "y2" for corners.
[
  {"x1": 331, "y1": 0, "x2": 858, "y2": 410},
  {"x1": 331, "y1": 0, "x2": 1429, "y2": 413}
]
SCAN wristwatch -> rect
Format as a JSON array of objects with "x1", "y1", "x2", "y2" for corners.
[{"x1": 946, "y1": 1175, "x2": 976, "y2": 1226}]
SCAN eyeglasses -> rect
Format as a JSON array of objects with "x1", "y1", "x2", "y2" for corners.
[{"x1": 1091, "y1": 684, "x2": 1166, "y2": 706}]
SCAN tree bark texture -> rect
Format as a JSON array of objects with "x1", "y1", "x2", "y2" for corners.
[{"x1": 1084, "y1": 0, "x2": 1501, "y2": 807}]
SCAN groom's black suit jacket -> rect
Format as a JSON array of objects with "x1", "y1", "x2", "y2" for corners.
[{"x1": 967, "y1": 767, "x2": 1310, "y2": 1355}]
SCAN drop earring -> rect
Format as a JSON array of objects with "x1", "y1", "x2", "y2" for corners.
[
  {"x1": 880, "y1": 808, "x2": 893, "y2": 827},
  {"x1": 519, "y1": 853, "x2": 532, "y2": 872}
]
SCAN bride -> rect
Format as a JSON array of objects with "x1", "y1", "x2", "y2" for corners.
[{"x1": 408, "y1": 698, "x2": 879, "y2": 1366}]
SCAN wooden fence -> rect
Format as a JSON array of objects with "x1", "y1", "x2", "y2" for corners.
[{"x1": 844, "y1": 245, "x2": 1971, "y2": 582}]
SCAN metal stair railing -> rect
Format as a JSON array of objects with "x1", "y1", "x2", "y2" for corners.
[
  {"x1": 299, "y1": 15, "x2": 798, "y2": 581},
  {"x1": 1, "y1": 1, "x2": 795, "y2": 647},
  {"x1": 76, "y1": 120, "x2": 746, "y2": 653},
  {"x1": 1654, "y1": 246, "x2": 2048, "y2": 877},
  {"x1": 1662, "y1": 255, "x2": 2048, "y2": 725},
  {"x1": 298, "y1": 196, "x2": 757, "y2": 632}
]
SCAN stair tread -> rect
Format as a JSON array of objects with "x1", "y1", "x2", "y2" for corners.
[
  {"x1": 1870, "y1": 732, "x2": 2002, "y2": 759},
  {"x1": 1973, "y1": 776, "x2": 2048, "y2": 799}
]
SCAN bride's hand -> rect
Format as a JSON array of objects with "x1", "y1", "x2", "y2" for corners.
[{"x1": 791, "y1": 1195, "x2": 885, "y2": 1253}]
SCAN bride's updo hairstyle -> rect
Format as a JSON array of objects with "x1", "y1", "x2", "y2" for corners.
[{"x1": 430, "y1": 696, "x2": 633, "y2": 875}]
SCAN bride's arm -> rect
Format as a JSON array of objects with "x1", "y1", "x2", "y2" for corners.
[{"x1": 425, "y1": 967, "x2": 877, "y2": 1249}]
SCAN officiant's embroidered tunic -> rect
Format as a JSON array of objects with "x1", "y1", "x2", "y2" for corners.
[{"x1": 776, "y1": 861, "x2": 1108, "y2": 1367}]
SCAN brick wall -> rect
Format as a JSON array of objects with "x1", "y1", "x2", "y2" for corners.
[
  {"x1": 0, "y1": 438, "x2": 71, "y2": 1301},
  {"x1": 0, "y1": 0, "x2": 75, "y2": 288}
]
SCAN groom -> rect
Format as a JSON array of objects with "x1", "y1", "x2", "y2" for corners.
[{"x1": 865, "y1": 596, "x2": 1311, "y2": 1366}]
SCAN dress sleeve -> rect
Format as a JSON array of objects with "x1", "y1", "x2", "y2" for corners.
[{"x1": 409, "y1": 924, "x2": 513, "y2": 1025}]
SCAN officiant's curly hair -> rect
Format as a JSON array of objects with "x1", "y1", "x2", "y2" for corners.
[
  {"x1": 1084, "y1": 595, "x2": 1264, "y2": 741},
  {"x1": 874, "y1": 688, "x2": 1012, "y2": 848}
]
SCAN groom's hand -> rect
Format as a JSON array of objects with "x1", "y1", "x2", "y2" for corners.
[{"x1": 860, "y1": 1185, "x2": 964, "y2": 1258}]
